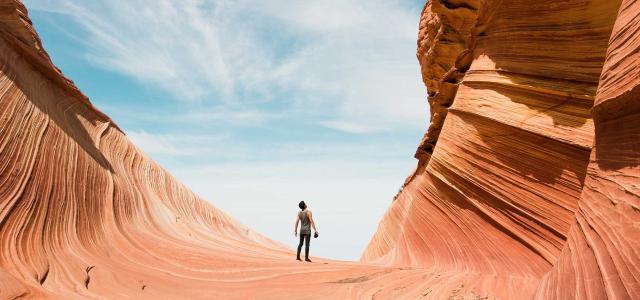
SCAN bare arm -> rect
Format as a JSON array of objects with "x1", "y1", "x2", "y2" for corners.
[
  {"x1": 294, "y1": 214, "x2": 300, "y2": 237},
  {"x1": 308, "y1": 211, "x2": 318, "y2": 233}
]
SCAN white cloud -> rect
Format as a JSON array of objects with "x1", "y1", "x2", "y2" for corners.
[
  {"x1": 127, "y1": 130, "x2": 231, "y2": 156},
  {"x1": 318, "y1": 120, "x2": 372, "y2": 134},
  {"x1": 178, "y1": 108, "x2": 280, "y2": 126},
  {"x1": 125, "y1": 128, "x2": 416, "y2": 163},
  {"x1": 25, "y1": 0, "x2": 427, "y2": 133},
  {"x1": 127, "y1": 130, "x2": 180, "y2": 155},
  {"x1": 256, "y1": 1, "x2": 370, "y2": 33}
]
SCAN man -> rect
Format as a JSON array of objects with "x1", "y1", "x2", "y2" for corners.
[{"x1": 294, "y1": 201, "x2": 318, "y2": 262}]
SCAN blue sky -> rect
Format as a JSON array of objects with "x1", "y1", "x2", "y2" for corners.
[{"x1": 25, "y1": 0, "x2": 428, "y2": 261}]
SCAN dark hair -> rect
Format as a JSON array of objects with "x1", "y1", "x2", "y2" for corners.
[{"x1": 298, "y1": 201, "x2": 307, "y2": 210}]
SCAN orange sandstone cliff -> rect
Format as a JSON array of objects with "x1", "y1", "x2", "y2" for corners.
[
  {"x1": 0, "y1": 1, "x2": 526, "y2": 299},
  {"x1": 0, "y1": 0, "x2": 639, "y2": 299},
  {"x1": 363, "y1": 0, "x2": 639, "y2": 299}
]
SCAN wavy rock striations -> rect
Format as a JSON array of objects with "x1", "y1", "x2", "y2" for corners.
[
  {"x1": 0, "y1": 1, "x2": 448, "y2": 299},
  {"x1": 0, "y1": 1, "x2": 294, "y2": 298},
  {"x1": 534, "y1": 0, "x2": 640, "y2": 298},
  {"x1": 364, "y1": 0, "x2": 639, "y2": 298},
  {"x1": 0, "y1": 1, "x2": 534, "y2": 299},
  {"x1": 1, "y1": 0, "x2": 639, "y2": 299}
]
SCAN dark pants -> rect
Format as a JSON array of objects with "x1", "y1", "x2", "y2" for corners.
[{"x1": 297, "y1": 234, "x2": 310, "y2": 259}]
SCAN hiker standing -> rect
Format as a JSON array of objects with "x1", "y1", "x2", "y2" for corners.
[{"x1": 294, "y1": 201, "x2": 318, "y2": 262}]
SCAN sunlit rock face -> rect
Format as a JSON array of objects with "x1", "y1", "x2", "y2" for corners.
[
  {"x1": 1, "y1": 1, "x2": 524, "y2": 299},
  {"x1": 0, "y1": 1, "x2": 290, "y2": 298},
  {"x1": 1, "y1": 3, "x2": 531, "y2": 298},
  {"x1": 364, "y1": 0, "x2": 639, "y2": 298},
  {"x1": 535, "y1": 0, "x2": 640, "y2": 298},
  {"x1": 1, "y1": 0, "x2": 638, "y2": 298}
]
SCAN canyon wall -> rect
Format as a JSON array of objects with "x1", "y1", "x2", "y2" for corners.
[
  {"x1": 0, "y1": 1, "x2": 290, "y2": 298},
  {"x1": 1, "y1": 0, "x2": 638, "y2": 299},
  {"x1": 534, "y1": 0, "x2": 640, "y2": 297},
  {"x1": 3, "y1": 1, "x2": 520, "y2": 299},
  {"x1": 364, "y1": 0, "x2": 639, "y2": 298}
]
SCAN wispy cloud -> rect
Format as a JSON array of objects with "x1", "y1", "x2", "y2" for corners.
[
  {"x1": 126, "y1": 129, "x2": 416, "y2": 163},
  {"x1": 318, "y1": 120, "x2": 373, "y2": 134},
  {"x1": 177, "y1": 108, "x2": 280, "y2": 126},
  {"x1": 127, "y1": 130, "x2": 232, "y2": 156},
  {"x1": 25, "y1": 0, "x2": 427, "y2": 133}
]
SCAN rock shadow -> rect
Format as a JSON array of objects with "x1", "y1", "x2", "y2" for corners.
[
  {"x1": 0, "y1": 41, "x2": 114, "y2": 172},
  {"x1": 593, "y1": 90, "x2": 640, "y2": 171},
  {"x1": 453, "y1": 110, "x2": 590, "y2": 186}
]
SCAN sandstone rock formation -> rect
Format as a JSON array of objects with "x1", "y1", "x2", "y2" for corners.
[
  {"x1": 1, "y1": 0, "x2": 638, "y2": 299},
  {"x1": 364, "y1": 0, "x2": 639, "y2": 299},
  {"x1": 0, "y1": 1, "x2": 506, "y2": 299}
]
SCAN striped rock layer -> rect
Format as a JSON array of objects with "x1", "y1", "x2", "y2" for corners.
[
  {"x1": 0, "y1": 0, "x2": 638, "y2": 299},
  {"x1": 363, "y1": 0, "x2": 640, "y2": 299},
  {"x1": 1, "y1": 1, "x2": 502, "y2": 299},
  {"x1": 0, "y1": 1, "x2": 539, "y2": 299}
]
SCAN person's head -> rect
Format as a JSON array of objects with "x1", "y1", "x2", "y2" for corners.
[{"x1": 298, "y1": 201, "x2": 307, "y2": 210}]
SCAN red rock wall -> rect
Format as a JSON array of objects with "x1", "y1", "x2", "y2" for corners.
[
  {"x1": 364, "y1": 0, "x2": 639, "y2": 298},
  {"x1": 1, "y1": 0, "x2": 638, "y2": 298},
  {"x1": 535, "y1": 0, "x2": 640, "y2": 298},
  {"x1": 6, "y1": 2, "x2": 493, "y2": 299},
  {"x1": 0, "y1": 2, "x2": 288, "y2": 298},
  {"x1": 1, "y1": 2, "x2": 547, "y2": 297}
]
